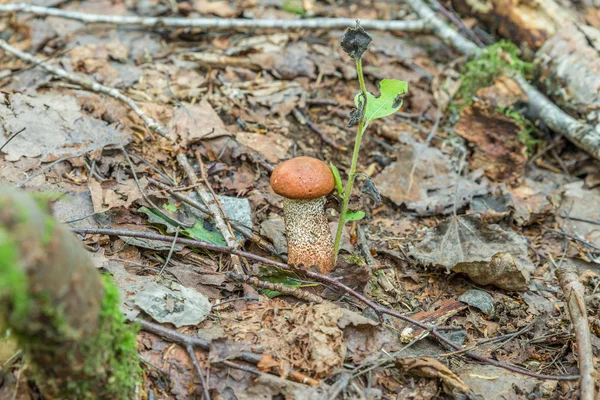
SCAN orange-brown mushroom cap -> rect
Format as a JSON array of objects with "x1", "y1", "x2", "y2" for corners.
[{"x1": 270, "y1": 157, "x2": 335, "y2": 200}]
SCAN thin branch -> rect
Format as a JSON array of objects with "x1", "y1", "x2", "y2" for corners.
[
  {"x1": 0, "y1": 40, "x2": 168, "y2": 138},
  {"x1": 403, "y1": 0, "x2": 479, "y2": 56},
  {"x1": 75, "y1": 228, "x2": 580, "y2": 381},
  {"x1": 72, "y1": 227, "x2": 288, "y2": 269},
  {"x1": 16, "y1": 154, "x2": 82, "y2": 188},
  {"x1": 514, "y1": 75, "x2": 600, "y2": 160},
  {"x1": 227, "y1": 272, "x2": 324, "y2": 303},
  {"x1": 0, "y1": 127, "x2": 25, "y2": 152},
  {"x1": 185, "y1": 343, "x2": 211, "y2": 400},
  {"x1": 138, "y1": 319, "x2": 261, "y2": 365},
  {"x1": 556, "y1": 265, "x2": 596, "y2": 400},
  {"x1": 0, "y1": 3, "x2": 429, "y2": 32}
]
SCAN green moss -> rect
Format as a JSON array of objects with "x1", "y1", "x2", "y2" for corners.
[
  {"x1": 450, "y1": 41, "x2": 542, "y2": 155},
  {"x1": 453, "y1": 41, "x2": 533, "y2": 110},
  {"x1": 281, "y1": 0, "x2": 306, "y2": 15},
  {"x1": 93, "y1": 274, "x2": 141, "y2": 399},
  {"x1": 0, "y1": 228, "x2": 29, "y2": 323}
]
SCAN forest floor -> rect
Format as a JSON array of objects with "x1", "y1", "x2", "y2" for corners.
[{"x1": 1, "y1": 0, "x2": 600, "y2": 399}]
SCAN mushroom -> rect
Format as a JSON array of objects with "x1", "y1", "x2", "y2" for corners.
[{"x1": 270, "y1": 156, "x2": 336, "y2": 274}]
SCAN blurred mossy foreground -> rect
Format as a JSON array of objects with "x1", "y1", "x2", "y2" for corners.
[{"x1": 0, "y1": 186, "x2": 140, "y2": 399}]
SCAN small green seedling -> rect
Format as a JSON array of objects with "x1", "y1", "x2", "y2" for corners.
[{"x1": 332, "y1": 23, "x2": 408, "y2": 259}]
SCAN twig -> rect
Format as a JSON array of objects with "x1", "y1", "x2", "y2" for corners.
[
  {"x1": 0, "y1": 3, "x2": 428, "y2": 32},
  {"x1": 546, "y1": 228, "x2": 600, "y2": 253},
  {"x1": 16, "y1": 153, "x2": 82, "y2": 187},
  {"x1": 403, "y1": 0, "x2": 479, "y2": 56},
  {"x1": 195, "y1": 151, "x2": 236, "y2": 242},
  {"x1": 139, "y1": 319, "x2": 261, "y2": 365},
  {"x1": 159, "y1": 228, "x2": 179, "y2": 276},
  {"x1": 72, "y1": 227, "x2": 288, "y2": 269},
  {"x1": 0, "y1": 40, "x2": 168, "y2": 138},
  {"x1": 357, "y1": 226, "x2": 377, "y2": 267},
  {"x1": 176, "y1": 153, "x2": 243, "y2": 273},
  {"x1": 292, "y1": 108, "x2": 347, "y2": 151},
  {"x1": 555, "y1": 265, "x2": 596, "y2": 400},
  {"x1": 227, "y1": 272, "x2": 324, "y2": 303},
  {"x1": 427, "y1": 0, "x2": 484, "y2": 47},
  {"x1": 0, "y1": 127, "x2": 25, "y2": 152},
  {"x1": 514, "y1": 75, "x2": 600, "y2": 161},
  {"x1": 185, "y1": 343, "x2": 211, "y2": 400},
  {"x1": 76, "y1": 228, "x2": 579, "y2": 381},
  {"x1": 297, "y1": 268, "x2": 579, "y2": 381}
]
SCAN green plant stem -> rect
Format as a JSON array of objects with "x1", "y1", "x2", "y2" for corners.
[{"x1": 334, "y1": 58, "x2": 368, "y2": 260}]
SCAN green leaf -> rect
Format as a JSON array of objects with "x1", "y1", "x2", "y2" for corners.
[
  {"x1": 138, "y1": 206, "x2": 183, "y2": 231},
  {"x1": 329, "y1": 162, "x2": 344, "y2": 196},
  {"x1": 354, "y1": 79, "x2": 408, "y2": 125},
  {"x1": 345, "y1": 210, "x2": 365, "y2": 222},
  {"x1": 261, "y1": 289, "x2": 282, "y2": 298},
  {"x1": 185, "y1": 222, "x2": 227, "y2": 246},
  {"x1": 163, "y1": 202, "x2": 178, "y2": 213}
]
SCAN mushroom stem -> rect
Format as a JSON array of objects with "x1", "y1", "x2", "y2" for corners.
[{"x1": 282, "y1": 197, "x2": 335, "y2": 274}]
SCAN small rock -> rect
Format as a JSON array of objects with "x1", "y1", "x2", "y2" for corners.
[{"x1": 458, "y1": 289, "x2": 495, "y2": 316}]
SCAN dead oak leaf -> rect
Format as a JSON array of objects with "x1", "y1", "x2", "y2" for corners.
[{"x1": 409, "y1": 214, "x2": 534, "y2": 291}]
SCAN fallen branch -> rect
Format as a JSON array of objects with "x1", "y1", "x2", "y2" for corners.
[
  {"x1": 227, "y1": 272, "x2": 324, "y2": 304},
  {"x1": 555, "y1": 265, "x2": 596, "y2": 400},
  {"x1": 72, "y1": 227, "x2": 580, "y2": 381},
  {"x1": 176, "y1": 153, "x2": 243, "y2": 273},
  {"x1": 0, "y1": 40, "x2": 168, "y2": 138},
  {"x1": 0, "y1": 3, "x2": 428, "y2": 32}
]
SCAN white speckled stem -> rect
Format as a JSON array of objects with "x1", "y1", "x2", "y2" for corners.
[{"x1": 282, "y1": 197, "x2": 334, "y2": 274}]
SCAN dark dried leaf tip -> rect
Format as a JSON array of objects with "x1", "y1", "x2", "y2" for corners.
[
  {"x1": 340, "y1": 22, "x2": 372, "y2": 60},
  {"x1": 347, "y1": 94, "x2": 365, "y2": 127}
]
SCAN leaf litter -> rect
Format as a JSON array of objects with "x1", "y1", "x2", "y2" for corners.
[{"x1": 0, "y1": 1, "x2": 597, "y2": 398}]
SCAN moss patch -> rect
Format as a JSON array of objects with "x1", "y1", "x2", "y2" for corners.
[
  {"x1": 95, "y1": 274, "x2": 141, "y2": 399},
  {"x1": 452, "y1": 41, "x2": 540, "y2": 155},
  {"x1": 0, "y1": 227, "x2": 29, "y2": 324},
  {"x1": 453, "y1": 41, "x2": 533, "y2": 110}
]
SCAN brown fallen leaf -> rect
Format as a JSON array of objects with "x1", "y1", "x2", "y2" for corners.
[
  {"x1": 168, "y1": 99, "x2": 231, "y2": 147},
  {"x1": 373, "y1": 134, "x2": 488, "y2": 215},
  {"x1": 235, "y1": 131, "x2": 292, "y2": 163},
  {"x1": 396, "y1": 357, "x2": 470, "y2": 395},
  {"x1": 455, "y1": 103, "x2": 527, "y2": 183},
  {"x1": 409, "y1": 214, "x2": 534, "y2": 290}
]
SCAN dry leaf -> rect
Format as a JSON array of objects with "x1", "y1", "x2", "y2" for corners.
[
  {"x1": 373, "y1": 134, "x2": 488, "y2": 215},
  {"x1": 455, "y1": 104, "x2": 527, "y2": 183},
  {"x1": 396, "y1": 357, "x2": 470, "y2": 394},
  {"x1": 409, "y1": 214, "x2": 534, "y2": 290},
  {"x1": 167, "y1": 99, "x2": 231, "y2": 147}
]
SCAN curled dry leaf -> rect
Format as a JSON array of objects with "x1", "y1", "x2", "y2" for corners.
[
  {"x1": 220, "y1": 301, "x2": 346, "y2": 379},
  {"x1": 395, "y1": 357, "x2": 470, "y2": 395},
  {"x1": 409, "y1": 214, "x2": 534, "y2": 290}
]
